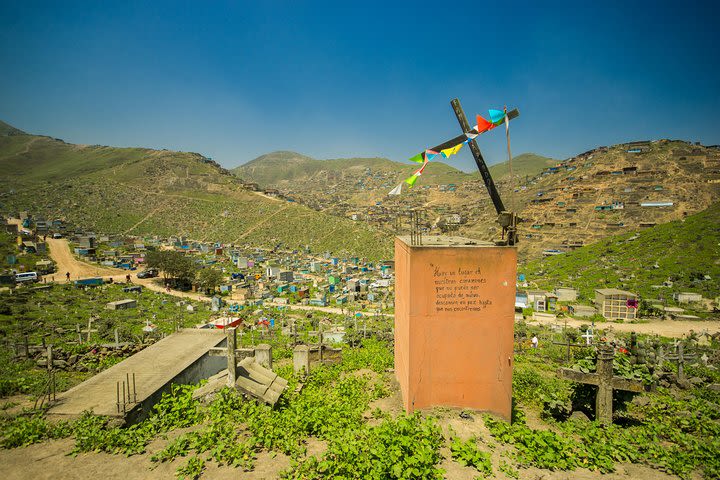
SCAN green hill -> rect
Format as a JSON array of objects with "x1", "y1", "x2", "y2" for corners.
[
  {"x1": 0, "y1": 124, "x2": 392, "y2": 259},
  {"x1": 488, "y1": 153, "x2": 558, "y2": 181},
  {"x1": 0, "y1": 120, "x2": 27, "y2": 136},
  {"x1": 519, "y1": 202, "x2": 720, "y2": 303},
  {"x1": 232, "y1": 151, "x2": 471, "y2": 187}
]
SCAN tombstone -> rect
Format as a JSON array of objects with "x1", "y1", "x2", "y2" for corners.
[
  {"x1": 700, "y1": 353, "x2": 709, "y2": 366},
  {"x1": 293, "y1": 344, "x2": 310, "y2": 376},
  {"x1": 255, "y1": 344, "x2": 272, "y2": 369},
  {"x1": 211, "y1": 296, "x2": 222, "y2": 312},
  {"x1": 558, "y1": 346, "x2": 644, "y2": 424},
  {"x1": 394, "y1": 235, "x2": 516, "y2": 420},
  {"x1": 186, "y1": 304, "x2": 194, "y2": 313}
]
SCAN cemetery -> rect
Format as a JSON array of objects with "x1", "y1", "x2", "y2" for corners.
[{"x1": 2, "y1": 113, "x2": 720, "y2": 479}]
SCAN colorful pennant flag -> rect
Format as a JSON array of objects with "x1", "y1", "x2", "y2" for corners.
[
  {"x1": 441, "y1": 143, "x2": 463, "y2": 158},
  {"x1": 391, "y1": 105, "x2": 515, "y2": 195},
  {"x1": 408, "y1": 153, "x2": 424, "y2": 164},
  {"x1": 476, "y1": 114, "x2": 495, "y2": 134},
  {"x1": 489, "y1": 109, "x2": 505, "y2": 124},
  {"x1": 388, "y1": 183, "x2": 403, "y2": 195}
]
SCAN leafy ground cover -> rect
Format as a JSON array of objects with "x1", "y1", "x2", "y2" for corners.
[{"x1": 2, "y1": 326, "x2": 719, "y2": 479}]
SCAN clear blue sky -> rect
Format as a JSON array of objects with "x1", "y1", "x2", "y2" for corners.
[{"x1": 1, "y1": 1, "x2": 718, "y2": 172}]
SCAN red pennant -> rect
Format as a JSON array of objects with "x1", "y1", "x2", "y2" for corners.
[{"x1": 476, "y1": 115, "x2": 495, "y2": 134}]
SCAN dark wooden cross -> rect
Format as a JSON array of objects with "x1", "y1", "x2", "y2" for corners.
[
  {"x1": 309, "y1": 323, "x2": 332, "y2": 363},
  {"x1": 558, "y1": 345, "x2": 644, "y2": 424},
  {"x1": 665, "y1": 343, "x2": 695, "y2": 382}
]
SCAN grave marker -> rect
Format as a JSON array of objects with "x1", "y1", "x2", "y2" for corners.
[
  {"x1": 558, "y1": 346, "x2": 644, "y2": 424},
  {"x1": 394, "y1": 235, "x2": 516, "y2": 419},
  {"x1": 208, "y1": 327, "x2": 255, "y2": 386},
  {"x1": 666, "y1": 343, "x2": 696, "y2": 382}
]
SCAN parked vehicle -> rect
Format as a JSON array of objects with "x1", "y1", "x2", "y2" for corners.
[
  {"x1": 137, "y1": 269, "x2": 158, "y2": 279},
  {"x1": 15, "y1": 272, "x2": 39, "y2": 283},
  {"x1": 74, "y1": 277, "x2": 104, "y2": 287}
]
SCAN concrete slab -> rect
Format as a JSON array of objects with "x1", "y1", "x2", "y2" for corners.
[{"x1": 49, "y1": 329, "x2": 225, "y2": 420}]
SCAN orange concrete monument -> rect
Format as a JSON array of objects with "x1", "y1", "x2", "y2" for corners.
[{"x1": 394, "y1": 235, "x2": 516, "y2": 420}]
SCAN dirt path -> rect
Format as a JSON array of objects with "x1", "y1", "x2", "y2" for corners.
[
  {"x1": 45, "y1": 238, "x2": 211, "y2": 302},
  {"x1": 45, "y1": 238, "x2": 125, "y2": 281},
  {"x1": 531, "y1": 315, "x2": 720, "y2": 339},
  {"x1": 122, "y1": 206, "x2": 163, "y2": 234},
  {"x1": 236, "y1": 204, "x2": 291, "y2": 241}
]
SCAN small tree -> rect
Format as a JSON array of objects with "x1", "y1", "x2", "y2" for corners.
[
  {"x1": 196, "y1": 268, "x2": 224, "y2": 294},
  {"x1": 146, "y1": 250, "x2": 197, "y2": 285}
]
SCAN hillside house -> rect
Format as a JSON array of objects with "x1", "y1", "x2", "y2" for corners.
[
  {"x1": 555, "y1": 287, "x2": 578, "y2": 302},
  {"x1": 595, "y1": 288, "x2": 638, "y2": 320},
  {"x1": 526, "y1": 290, "x2": 557, "y2": 312},
  {"x1": 77, "y1": 236, "x2": 96, "y2": 249},
  {"x1": 278, "y1": 270, "x2": 294, "y2": 283},
  {"x1": 266, "y1": 265, "x2": 281, "y2": 279},
  {"x1": 640, "y1": 201, "x2": 674, "y2": 207},
  {"x1": 674, "y1": 292, "x2": 702, "y2": 304}
]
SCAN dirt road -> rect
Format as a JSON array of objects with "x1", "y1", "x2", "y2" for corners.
[
  {"x1": 45, "y1": 238, "x2": 124, "y2": 281},
  {"x1": 45, "y1": 238, "x2": 210, "y2": 302},
  {"x1": 533, "y1": 315, "x2": 720, "y2": 339},
  {"x1": 45, "y1": 239, "x2": 718, "y2": 337}
]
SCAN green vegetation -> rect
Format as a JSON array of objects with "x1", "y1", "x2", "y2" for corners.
[
  {"x1": 146, "y1": 250, "x2": 197, "y2": 285},
  {"x1": 449, "y1": 437, "x2": 493, "y2": 477},
  {"x1": 519, "y1": 202, "x2": 720, "y2": 304},
  {"x1": 0, "y1": 282, "x2": 211, "y2": 397},
  {"x1": 0, "y1": 129, "x2": 392, "y2": 260},
  {"x1": 0, "y1": 120, "x2": 26, "y2": 136},
  {"x1": 2, "y1": 327, "x2": 719, "y2": 479}
]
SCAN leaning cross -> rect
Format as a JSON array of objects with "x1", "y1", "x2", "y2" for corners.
[
  {"x1": 558, "y1": 345, "x2": 644, "y2": 425},
  {"x1": 446, "y1": 98, "x2": 520, "y2": 244},
  {"x1": 208, "y1": 327, "x2": 255, "y2": 386}
]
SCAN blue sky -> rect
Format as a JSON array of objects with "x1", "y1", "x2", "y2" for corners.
[{"x1": 1, "y1": 1, "x2": 718, "y2": 172}]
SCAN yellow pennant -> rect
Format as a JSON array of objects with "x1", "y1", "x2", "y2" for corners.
[{"x1": 440, "y1": 143, "x2": 463, "y2": 158}]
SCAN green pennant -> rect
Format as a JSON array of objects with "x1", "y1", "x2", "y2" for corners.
[{"x1": 408, "y1": 153, "x2": 424, "y2": 164}]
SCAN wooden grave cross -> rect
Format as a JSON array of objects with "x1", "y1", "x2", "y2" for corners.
[
  {"x1": 581, "y1": 329, "x2": 594, "y2": 345},
  {"x1": 308, "y1": 324, "x2": 331, "y2": 363},
  {"x1": 665, "y1": 343, "x2": 696, "y2": 382},
  {"x1": 558, "y1": 345, "x2": 644, "y2": 424},
  {"x1": 208, "y1": 327, "x2": 255, "y2": 386},
  {"x1": 81, "y1": 317, "x2": 98, "y2": 343},
  {"x1": 552, "y1": 338, "x2": 587, "y2": 364}
]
